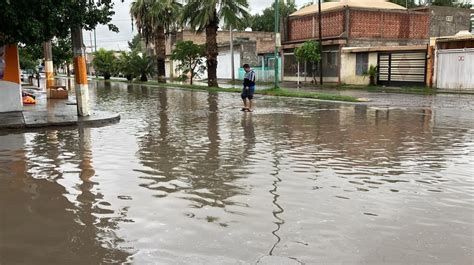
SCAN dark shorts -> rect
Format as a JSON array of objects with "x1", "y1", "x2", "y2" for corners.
[{"x1": 241, "y1": 86, "x2": 255, "y2": 100}]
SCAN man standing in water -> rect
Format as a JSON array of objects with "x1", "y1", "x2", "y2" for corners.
[{"x1": 241, "y1": 64, "x2": 256, "y2": 112}]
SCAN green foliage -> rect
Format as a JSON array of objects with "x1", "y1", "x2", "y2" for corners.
[
  {"x1": 182, "y1": 0, "x2": 249, "y2": 87},
  {"x1": 362, "y1": 65, "x2": 378, "y2": 86},
  {"x1": 18, "y1": 44, "x2": 42, "y2": 71},
  {"x1": 182, "y1": 0, "x2": 250, "y2": 32},
  {"x1": 295, "y1": 41, "x2": 321, "y2": 64},
  {"x1": 92, "y1": 48, "x2": 116, "y2": 80},
  {"x1": 131, "y1": 0, "x2": 181, "y2": 82},
  {"x1": 117, "y1": 51, "x2": 135, "y2": 81},
  {"x1": 295, "y1": 40, "x2": 321, "y2": 83},
  {"x1": 251, "y1": 1, "x2": 297, "y2": 32},
  {"x1": 128, "y1": 34, "x2": 145, "y2": 53},
  {"x1": 52, "y1": 37, "x2": 73, "y2": 68},
  {"x1": 117, "y1": 51, "x2": 156, "y2": 82},
  {"x1": 130, "y1": 53, "x2": 155, "y2": 82},
  {"x1": 0, "y1": 0, "x2": 123, "y2": 45},
  {"x1": 170, "y1": 41, "x2": 206, "y2": 85}
]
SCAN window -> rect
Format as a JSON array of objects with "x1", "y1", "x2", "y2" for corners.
[{"x1": 356, "y1": 53, "x2": 369, "y2": 76}]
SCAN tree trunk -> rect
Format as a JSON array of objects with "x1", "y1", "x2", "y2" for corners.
[
  {"x1": 205, "y1": 12, "x2": 219, "y2": 87},
  {"x1": 155, "y1": 25, "x2": 166, "y2": 83},
  {"x1": 141, "y1": 74, "x2": 148, "y2": 82},
  {"x1": 66, "y1": 64, "x2": 70, "y2": 77},
  {"x1": 190, "y1": 72, "x2": 193, "y2": 85}
]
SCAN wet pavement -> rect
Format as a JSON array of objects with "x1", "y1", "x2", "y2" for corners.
[
  {"x1": 1, "y1": 80, "x2": 473, "y2": 264},
  {"x1": 0, "y1": 84, "x2": 119, "y2": 129}
]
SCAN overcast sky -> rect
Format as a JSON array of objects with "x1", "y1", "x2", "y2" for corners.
[{"x1": 84, "y1": 0, "x2": 312, "y2": 51}]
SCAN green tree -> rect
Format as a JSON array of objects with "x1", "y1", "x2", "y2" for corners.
[
  {"x1": 0, "y1": 0, "x2": 122, "y2": 46},
  {"x1": 170, "y1": 41, "x2": 206, "y2": 85},
  {"x1": 131, "y1": 0, "x2": 181, "y2": 83},
  {"x1": 18, "y1": 44, "x2": 42, "y2": 71},
  {"x1": 92, "y1": 48, "x2": 116, "y2": 80},
  {"x1": 128, "y1": 34, "x2": 145, "y2": 54},
  {"x1": 130, "y1": 52, "x2": 156, "y2": 82},
  {"x1": 182, "y1": 0, "x2": 249, "y2": 87},
  {"x1": 117, "y1": 51, "x2": 136, "y2": 81},
  {"x1": 52, "y1": 37, "x2": 73, "y2": 76},
  {"x1": 294, "y1": 40, "x2": 321, "y2": 84},
  {"x1": 251, "y1": 1, "x2": 297, "y2": 32}
]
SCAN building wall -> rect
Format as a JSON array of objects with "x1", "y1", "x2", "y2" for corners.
[
  {"x1": 286, "y1": 8, "x2": 429, "y2": 46},
  {"x1": 340, "y1": 51, "x2": 377, "y2": 85},
  {"x1": 168, "y1": 30, "x2": 275, "y2": 55},
  {"x1": 428, "y1": 6, "x2": 472, "y2": 37},
  {"x1": 349, "y1": 10, "x2": 429, "y2": 40},
  {"x1": 348, "y1": 39, "x2": 428, "y2": 47},
  {"x1": 288, "y1": 10, "x2": 346, "y2": 41}
]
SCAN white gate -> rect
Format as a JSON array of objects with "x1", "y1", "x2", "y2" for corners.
[{"x1": 437, "y1": 48, "x2": 474, "y2": 90}]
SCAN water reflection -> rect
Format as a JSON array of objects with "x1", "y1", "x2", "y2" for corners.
[
  {"x1": 0, "y1": 129, "x2": 131, "y2": 264},
  {"x1": 1, "y1": 81, "x2": 473, "y2": 264}
]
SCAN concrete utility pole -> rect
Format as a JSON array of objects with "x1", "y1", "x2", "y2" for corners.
[
  {"x1": 230, "y1": 26, "x2": 235, "y2": 82},
  {"x1": 274, "y1": 0, "x2": 280, "y2": 88},
  {"x1": 318, "y1": 0, "x2": 323, "y2": 85},
  {"x1": 43, "y1": 40, "x2": 54, "y2": 90},
  {"x1": 71, "y1": 27, "x2": 90, "y2": 116}
]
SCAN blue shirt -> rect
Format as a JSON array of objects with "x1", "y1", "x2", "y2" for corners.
[{"x1": 243, "y1": 69, "x2": 256, "y2": 87}]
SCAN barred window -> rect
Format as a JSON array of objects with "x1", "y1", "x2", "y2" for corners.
[{"x1": 356, "y1": 53, "x2": 368, "y2": 76}]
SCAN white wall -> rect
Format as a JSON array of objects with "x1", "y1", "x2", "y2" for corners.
[
  {"x1": 340, "y1": 51, "x2": 378, "y2": 85},
  {"x1": 215, "y1": 52, "x2": 240, "y2": 79},
  {"x1": 0, "y1": 81, "x2": 22, "y2": 112}
]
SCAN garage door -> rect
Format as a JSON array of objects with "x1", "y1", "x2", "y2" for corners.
[
  {"x1": 377, "y1": 51, "x2": 427, "y2": 86},
  {"x1": 437, "y1": 49, "x2": 474, "y2": 90}
]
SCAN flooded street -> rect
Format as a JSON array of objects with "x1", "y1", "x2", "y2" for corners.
[{"x1": 1, "y1": 81, "x2": 473, "y2": 264}]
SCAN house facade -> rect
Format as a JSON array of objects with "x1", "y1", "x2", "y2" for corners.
[{"x1": 281, "y1": 0, "x2": 430, "y2": 85}]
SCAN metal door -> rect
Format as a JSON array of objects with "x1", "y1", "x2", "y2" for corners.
[
  {"x1": 437, "y1": 49, "x2": 474, "y2": 90},
  {"x1": 377, "y1": 51, "x2": 427, "y2": 86}
]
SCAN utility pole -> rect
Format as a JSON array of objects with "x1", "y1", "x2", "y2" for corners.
[
  {"x1": 43, "y1": 40, "x2": 54, "y2": 90},
  {"x1": 71, "y1": 27, "x2": 90, "y2": 116},
  {"x1": 230, "y1": 26, "x2": 235, "y2": 82},
  {"x1": 94, "y1": 28, "x2": 98, "y2": 78},
  {"x1": 274, "y1": 0, "x2": 280, "y2": 88},
  {"x1": 318, "y1": 0, "x2": 323, "y2": 85}
]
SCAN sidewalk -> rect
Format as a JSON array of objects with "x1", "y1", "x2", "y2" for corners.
[{"x1": 0, "y1": 91, "x2": 120, "y2": 130}]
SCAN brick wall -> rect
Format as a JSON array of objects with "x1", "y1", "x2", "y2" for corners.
[
  {"x1": 288, "y1": 16, "x2": 313, "y2": 41},
  {"x1": 286, "y1": 8, "x2": 428, "y2": 43},
  {"x1": 288, "y1": 10, "x2": 345, "y2": 41},
  {"x1": 349, "y1": 10, "x2": 429, "y2": 40}
]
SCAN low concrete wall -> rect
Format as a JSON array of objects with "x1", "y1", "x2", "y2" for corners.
[{"x1": 0, "y1": 81, "x2": 22, "y2": 112}]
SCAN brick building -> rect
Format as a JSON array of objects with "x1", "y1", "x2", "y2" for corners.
[
  {"x1": 281, "y1": 0, "x2": 430, "y2": 85},
  {"x1": 164, "y1": 30, "x2": 275, "y2": 80}
]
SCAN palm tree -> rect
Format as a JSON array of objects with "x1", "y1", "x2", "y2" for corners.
[
  {"x1": 182, "y1": 0, "x2": 249, "y2": 87},
  {"x1": 92, "y1": 48, "x2": 116, "y2": 80},
  {"x1": 130, "y1": 0, "x2": 181, "y2": 83}
]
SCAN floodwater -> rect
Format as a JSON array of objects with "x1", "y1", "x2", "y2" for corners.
[{"x1": 1, "y1": 81, "x2": 473, "y2": 264}]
